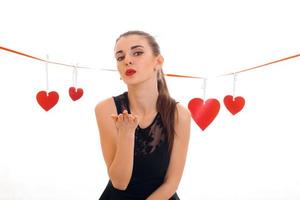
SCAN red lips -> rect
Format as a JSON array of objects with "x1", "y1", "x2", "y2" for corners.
[{"x1": 125, "y1": 69, "x2": 136, "y2": 76}]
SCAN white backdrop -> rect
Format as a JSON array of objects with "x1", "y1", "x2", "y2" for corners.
[{"x1": 1, "y1": 0, "x2": 300, "y2": 199}]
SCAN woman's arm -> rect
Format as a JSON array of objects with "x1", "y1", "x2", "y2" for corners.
[
  {"x1": 146, "y1": 103, "x2": 191, "y2": 200},
  {"x1": 95, "y1": 98, "x2": 138, "y2": 190},
  {"x1": 108, "y1": 126, "x2": 135, "y2": 190}
]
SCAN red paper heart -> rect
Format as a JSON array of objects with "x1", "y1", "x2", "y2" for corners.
[
  {"x1": 223, "y1": 95, "x2": 245, "y2": 115},
  {"x1": 36, "y1": 91, "x2": 59, "y2": 111},
  {"x1": 188, "y1": 98, "x2": 220, "y2": 131},
  {"x1": 69, "y1": 87, "x2": 84, "y2": 101}
]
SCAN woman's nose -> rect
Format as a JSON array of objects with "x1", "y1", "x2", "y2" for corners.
[{"x1": 124, "y1": 55, "x2": 133, "y2": 66}]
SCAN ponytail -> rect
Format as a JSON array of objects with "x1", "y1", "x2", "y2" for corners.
[{"x1": 156, "y1": 69, "x2": 178, "y2": 154}]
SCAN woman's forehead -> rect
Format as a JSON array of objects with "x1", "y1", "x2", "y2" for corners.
[{"x1": 115, "y1": 35, "x2": 149, "y2": 52}]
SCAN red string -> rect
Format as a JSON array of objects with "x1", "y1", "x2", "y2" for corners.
[
  {"x1": 221, "y1": 53, "x2": 300, "y2": 76},
  {"x1": 1, "y1": 46, "x2": 300, "y2": 79},
  {"x1": 0, "y1": 46, "x2": 44, "y2": 61}
]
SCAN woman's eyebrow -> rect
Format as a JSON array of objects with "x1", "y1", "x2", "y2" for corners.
[{"x1": 115, "y1": 45, "x2": 144, "y2": 55}]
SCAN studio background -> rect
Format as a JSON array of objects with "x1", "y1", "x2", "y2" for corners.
[{"x1": 1, "y1": 0, "x2": 300, "y2": 199}]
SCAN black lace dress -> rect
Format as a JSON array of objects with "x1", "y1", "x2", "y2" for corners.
[{"x1": 99, "y1": 92, "x2": 180, "y2": 200}]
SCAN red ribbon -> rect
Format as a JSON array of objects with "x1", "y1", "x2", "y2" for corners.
[{"x1": 1, "y1": 46, "x2": 300, "y2": 78}]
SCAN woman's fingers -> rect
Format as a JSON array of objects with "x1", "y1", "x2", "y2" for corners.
[
  {"x1": 110, "y1": 114, "x2": 118, "y2": 122},
  {"x1": 111, "y1": 110, "x2": 139, "y2": 129},
  {"x1": 128, "y1": 114, "x2": 135, "y2": 123},
  {"x1": 118, "y1": 113, "x2": 124, "y2": 121},
  {"x1": 122, "y1": 110, "x2": 129, "y2": 123},
  {"x1": 133, "y1": 114, "x2": 139, "y2": 124}
]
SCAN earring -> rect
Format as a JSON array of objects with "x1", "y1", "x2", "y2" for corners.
[{"x1": 120, "y1": 77, "x2": 122, "y2": 80}]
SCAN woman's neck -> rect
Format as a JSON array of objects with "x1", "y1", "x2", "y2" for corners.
[{"x1": 127, "y1": 82, "x2": 158, "y2": 116}]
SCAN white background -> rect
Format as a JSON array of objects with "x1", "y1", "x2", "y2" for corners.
[{"x1": 1, "y1": 0, "x2": 300, "y2": 199}]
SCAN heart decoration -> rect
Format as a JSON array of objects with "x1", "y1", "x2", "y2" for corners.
[
  {"x1": 188, "y1": 98, "x2": 220, "y2": 131},
  {"x1": 69, "y1": 87, "x2": 84, "y2": 101},
  {"x1": 36, "y1": 91, "x2": 59, "y2": 111},
  {"x1": 223, "y1": 95, "x2": 245, "y2": 115}
]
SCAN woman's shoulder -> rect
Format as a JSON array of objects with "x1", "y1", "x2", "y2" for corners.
[
  {"x1": 95, "y1": 92, "x2": 127, "y2": 116},
  {"x1": 175, "y1": 102, "x2": 191, "y2": 119},
  {"x1": 94, "y1": 96, "x2": 117, "y2": 118},
  {"x1": 95, "y1": 96, "x2": 114, "y2": 110},
  {"x1": 174, "y1": 103, "x2": 192, "y2": 138}
]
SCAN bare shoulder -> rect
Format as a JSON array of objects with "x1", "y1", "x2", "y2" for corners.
[
  {"x1": 174, "y1": 103, "x2": 191, "y2": 138},
  {"x1": 94, "y1": 96, "x2": 118, "y2": 140},
  {"x1": 95, "y1": 97, "x2": 116, "y2": 117},
  {"x1": 163, "y1": 102, "x2": 191, "y2": 187},
  {"x1": 94, "y1": 96, "x2": 119, "y2": 141},
  {"x1": 175, "y1": 103, "x2": 191, "y2": 123},
  {"x1": 94, "y1": 96, "x2": 118, "y2": 170}
]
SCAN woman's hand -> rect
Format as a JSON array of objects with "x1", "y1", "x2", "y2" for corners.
[{"x1": 111, "y1": 110, "x2": 139, "y2": 136}]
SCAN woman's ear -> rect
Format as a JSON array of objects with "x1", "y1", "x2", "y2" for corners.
[{"x1": 156, "y1": 55, "x2": 164, "y2": 70}]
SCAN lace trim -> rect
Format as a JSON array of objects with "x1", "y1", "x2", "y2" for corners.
[
  {"x1": 115, "y1": 92, "x2": 167, "y2": 156},
  {"x1": 135, "y1": 114, "x2": 166, "y2": 156}
]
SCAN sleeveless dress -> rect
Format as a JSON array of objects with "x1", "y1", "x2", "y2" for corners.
[{"x1": 99, "y1": 91, "x2": 180, "y2": 200}]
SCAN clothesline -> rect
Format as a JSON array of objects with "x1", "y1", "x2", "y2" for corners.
[{"x1": 1, "y1": 46, "x2": 300, "y2": 79}]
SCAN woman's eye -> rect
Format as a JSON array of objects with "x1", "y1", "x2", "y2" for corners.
[
  {"x1": 116, "y1": 52, "x2": 143, "y2": 62},
  {"x1": 133, "y1": 51, "x2": 143, "y2": 56},
  {"x1": 117, "y1": 56, "x2": 124, "y2": 61}
]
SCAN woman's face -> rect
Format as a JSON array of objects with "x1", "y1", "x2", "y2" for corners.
[{"x1": 114, "y1": 35, "x2": 163, "y2": 85}]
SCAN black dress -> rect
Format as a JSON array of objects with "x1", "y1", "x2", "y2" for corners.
[{"x1": 99, "y1": 92, "x2": 180, "y2": 200}]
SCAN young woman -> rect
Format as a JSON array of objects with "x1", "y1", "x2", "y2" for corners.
[{"x1": 95, "y1": 30, "x2": 191, "y2": 200}]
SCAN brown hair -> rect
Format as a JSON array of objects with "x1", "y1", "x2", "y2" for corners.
[{"x1": 115, "y1": 30, "x2": 178, "y2": 153}]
